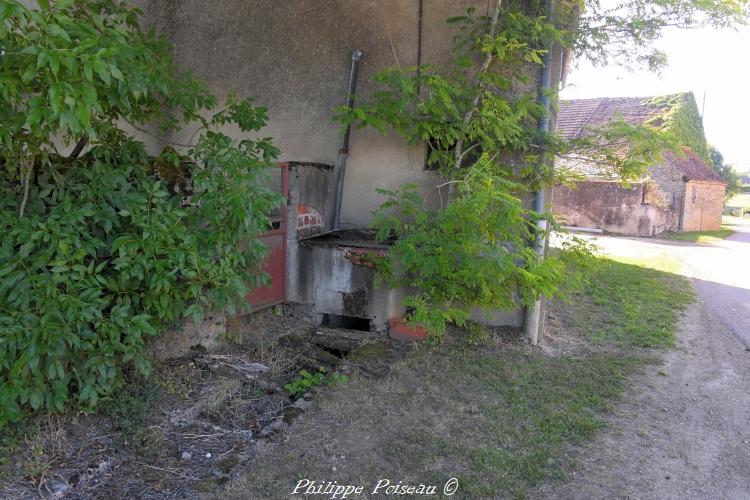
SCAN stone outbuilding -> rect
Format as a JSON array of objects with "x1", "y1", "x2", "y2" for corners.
[{"x1": 552, "y1": 94, "x2": 726, "y2": 236}]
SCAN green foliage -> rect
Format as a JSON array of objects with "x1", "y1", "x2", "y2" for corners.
[
  {"x1": 284, "y1": 367, "x2": 349, "y2": 398},
  {"x1": 371, "y1": 169, "x2": 566, "y2": 337},
  {"x1": 0, "y1": 0, "x2": 214, "y2": 152},
  {"x1": 644, "y1": 93, "x2": 709, "y2": 161},
  {"x1": 573, "y1": 0, "x2": 749, "y2": 71},
  {"x1": 709, "y1": 146, "x2": 742, "y2": 201},
  {"x1": 0, "y1": 0, "x2": 282, "y2": 426},
  {"x1": 336, "y1": 5, "x2": 555, "y2": 184},
  {"x1": 339, "y1": 6, "x2": 660, "y2": 337},
  {"x1": 558, "y1": 117, "x2": 680, "y2": 183}
]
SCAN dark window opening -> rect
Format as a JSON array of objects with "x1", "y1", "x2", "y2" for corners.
[
  {"x1": 692, "y1": 186, "x2": 697, "y2": 204},
  {"x1": 322, "y1": 314, "x2": 371, "y2": 331}
]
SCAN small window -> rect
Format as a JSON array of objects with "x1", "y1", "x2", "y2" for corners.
[{"x1": 691, "y1": 186, "x2": 697, "y2": 204}]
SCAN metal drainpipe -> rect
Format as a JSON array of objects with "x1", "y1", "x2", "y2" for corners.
[
  {"x1": 416, "y1": 0, "x2": 424, "y2": 94},
  {"x1": 333, "y1": 49, "x2": 363, "y2": 230},
  {"x1": 523, "y1": 0, "x2": 554, "y2": 345}
]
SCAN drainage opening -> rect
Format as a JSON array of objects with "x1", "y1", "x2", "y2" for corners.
[{"x1": 322, "y1": 314, "x2": 371, "y2": 331}]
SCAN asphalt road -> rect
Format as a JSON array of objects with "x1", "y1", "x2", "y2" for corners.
[{"x1": 689, "y1": 218, "x2": 750, "y2": 348}]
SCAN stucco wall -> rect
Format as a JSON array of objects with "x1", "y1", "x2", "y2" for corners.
[
  {"x1": 682, "y1": 181, "x2": 726, "y2": 232},
  {"x1": 132, "y1": 0, "x2": 514, "y2": 227},
  {"x1": 552, "y1": 180, "x2": 671, "y2": 236}
]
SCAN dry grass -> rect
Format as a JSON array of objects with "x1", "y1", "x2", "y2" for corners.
[
  {"x1": 1, "y1": 258, "x2": 694, "y2": 498},
  {"x1": 223, "y1": 257, "x2": 693, "y2": 499}
]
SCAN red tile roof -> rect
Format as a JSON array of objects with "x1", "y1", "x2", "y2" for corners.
[
  {"x1": 666, "y1": 147, "x2": 724, "y2": 183},
  {"x1": 556, "y1": 95, "x2": 723, "y2": 184},
  {"x1": 557, "y1": 96, "x2": 673, "y2": 139}
]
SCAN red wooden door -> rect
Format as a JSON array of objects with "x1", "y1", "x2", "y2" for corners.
[{"x1": 246, "y1": 164, "x2": 288, "y2": 310}]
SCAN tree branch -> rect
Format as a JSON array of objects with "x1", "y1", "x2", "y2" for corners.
[
  {"x1": 69, "y1": 136, "x2": 88, "y2": 159},
  {"x1": 18, "y1": 159, "x2": 33, "y2": 218},
  {"x1": 448, "y1": 0, "x2": 503, "y2": 200}
]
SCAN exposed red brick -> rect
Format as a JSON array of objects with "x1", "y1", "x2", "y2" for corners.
[{"x1": 388, "y1": 318, "x2": 427, "y2": 342}]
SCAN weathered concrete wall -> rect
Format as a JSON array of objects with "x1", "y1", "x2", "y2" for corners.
[
  {"x1": 295, "y1": 238, "x2": 406, "y2": 332},
  {"x1": 552, "y1": 181, "x2": 671, "y2": 236},
  {"x1": 285, "y1": 162, "x2": 337, "y2": 305},
  {"x1": 682, "y1": 181, "x2": 726, "y2": 232},
  {"x1": 131, "y1": 0, "x2": 543, "y2": 228}
]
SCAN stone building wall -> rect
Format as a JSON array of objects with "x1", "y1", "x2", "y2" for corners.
[
  {"x1": 552, "y1": 180, "x2": 671, "y2": 236},
  {"x1": 645, "y1": 161, "x2": 687, "y2": 231},
  {"x1": 682, "y1": 181, "x2": 726, "y2": 231}
]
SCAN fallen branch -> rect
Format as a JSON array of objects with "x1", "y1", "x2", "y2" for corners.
[{"x1": 195, "y1": 354, "x2": 270, "y2": 380}]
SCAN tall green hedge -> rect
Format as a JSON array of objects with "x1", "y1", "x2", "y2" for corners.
[{"x1": 0, "y1": 0, "x2": 282, "y2": 425}]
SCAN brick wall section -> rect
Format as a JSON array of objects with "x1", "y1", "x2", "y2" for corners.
[{"x1": 682, "y1": 181, "x2": 726, "y2": 231}]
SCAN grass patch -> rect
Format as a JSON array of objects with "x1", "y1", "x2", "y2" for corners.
[
  {"x1": 728, "y1": 192, "x2": 750, "y2": 209},
  {"x1": 559, "y1": 256, "x2": 693, "y2": 347},
  {"x1": 98, "y1": 372, "x2": 166, "y2": 460},
  {"x1": 660, "y1": 227, "x2": 734, "y2": 244},
  {"x1": 225, "y1": 342, "x2": 656, "y2": 499},
  {"x1": 224, "y1": 254, "x2": 693, "y2": 499}
]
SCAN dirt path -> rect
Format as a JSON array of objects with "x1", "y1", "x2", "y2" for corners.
[
  {"x1": 536, "y1": 300, "x2": 750, "y2": 499},
  {"x1": 538, "y1": 223, "x2": 750, "y2": 499}
]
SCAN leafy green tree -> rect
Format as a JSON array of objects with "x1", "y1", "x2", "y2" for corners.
[
  {"x1": 338, "y1": 0, "x2": 748, "y2": 336},
  {"x1": 709, "y1": 146, "x2": 741, "y2": 201},
  {"x1": 0, "y1": 0, "x2": 282, "y2": 424},
  {"x1": 573, "y1": 0, "x2": 749, "y2": 71}
]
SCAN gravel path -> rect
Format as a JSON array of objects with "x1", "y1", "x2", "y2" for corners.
[{"x1": 538, "y1": 220, "x2": 750, "y2": 499}]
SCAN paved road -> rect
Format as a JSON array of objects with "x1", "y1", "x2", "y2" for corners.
[{"x1": 689, "y1": 218, "x2": 750, "y2": 347}]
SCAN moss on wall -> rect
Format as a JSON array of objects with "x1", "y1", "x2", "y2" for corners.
[{"x1": 644, "y1": 93, "x2": 709, "y2": 162}]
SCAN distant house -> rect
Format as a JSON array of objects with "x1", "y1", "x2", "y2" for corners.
[{"x1": 552, "y1": 94, "x2": 726, "y2": 236}]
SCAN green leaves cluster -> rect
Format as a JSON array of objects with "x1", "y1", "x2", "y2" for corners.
[
  {"x1": 0, "y1": 0, "x2": 213, "y2": 156},
  {"x1": 573, "y1": 0, "x2": 749, "y2": 72},
  {"x1": 643, "y1": 93, "x2": 709, "y2": 161},
  {"x1": 709, "y1": 146, "x2": 742, "y2": 201},
  {"x1": 337, "y1": 5, "x2": 554, "y2": 183},
  {"x1": 0, "y1": 1, "x2": 282, "y2": 425},
  {"x1": 283, "y1": 367, "x2": 349, "y2": 398},
  {"x1": 371, "y1": 164, "x2": 565, "y2": 338},
  {"x1": 336, "y1": 5, "x2": 570, "y2": 336}
]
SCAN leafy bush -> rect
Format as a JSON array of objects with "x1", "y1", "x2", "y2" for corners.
[
  {"x1": 371, "y1": 164, "x2": 564, "y2": 337},
  {"x1": 0, "y1": 0, "x2": 282, "y2": 425}
]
